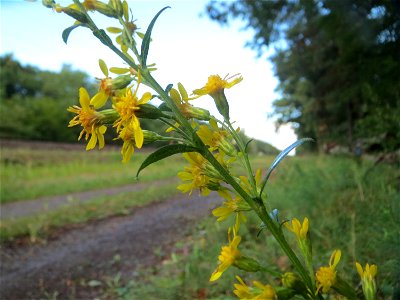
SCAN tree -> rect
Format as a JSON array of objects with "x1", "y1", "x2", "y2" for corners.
[
  {"x1": 206, "y1": 0, "x2": 400, "y2": 153},
  {"x1": 0, "y1": 54, "x2": 96, "y2": 141}
]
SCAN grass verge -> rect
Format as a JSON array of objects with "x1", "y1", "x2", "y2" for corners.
[{"x1": 1, "y1": 147, "x2": 186, "y2": 203}]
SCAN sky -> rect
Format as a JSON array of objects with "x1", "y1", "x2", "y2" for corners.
[{"x1": 0, "y1": 0, "x2": 296, "y2": 150}]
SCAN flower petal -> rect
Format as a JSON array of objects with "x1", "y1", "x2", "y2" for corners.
[
  {"x1": 79, "y1": 87, "x2": 90, "y2": 110},
  {"x1": 91, "y1": 91, "x2": 108, "y2": 109}
]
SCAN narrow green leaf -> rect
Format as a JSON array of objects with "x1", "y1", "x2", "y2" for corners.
[
  {"x1": 62, "y1": 24, "x2": 80, "y2": 44},
  {"x1": 165, "y1": 84, "x2": 173, "y2": 93},
  {"x1": 244, "y1": 139, "x2": 254, "y2": 153},
  {"x1": 136, "y1": 144, "x2": 199, "y2": 178},
  {"x1": 98, "y1": 59, "x2": 109, "y2": 77},
  {"x1": 107, "y1": 27, "x2": 123, "y2": 34},
  {"x1": 141, "y1": 6, "x2": 170, "y2": 66},
  {"x1": 122, "y1": 0, "x2": 129, "y2": 21},
  {"x1": 177, "y1": 82, "x2": 188, "y2": 100},
  {"x1": 109, "y1": 67, "x2": 129, "y2": 75},
  {"x1": 137, "y1": 32, "x2": 145, "y2": 39},
  {"x1": 259, "y1": 138, "x2": 313, "y2": 195}
]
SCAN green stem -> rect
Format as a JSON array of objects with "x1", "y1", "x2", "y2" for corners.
[{"x1": 226, "y1": 121, "x2": 257, "y2": 195}]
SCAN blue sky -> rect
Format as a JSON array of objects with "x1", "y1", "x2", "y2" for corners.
[{"x1": 0, "y1": 0, "x2": 296, "y2": 150}]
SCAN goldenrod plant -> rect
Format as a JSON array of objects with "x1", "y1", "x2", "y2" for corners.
[{"x1": 43, "y1": 1, "x2": 379, "y2": 298}]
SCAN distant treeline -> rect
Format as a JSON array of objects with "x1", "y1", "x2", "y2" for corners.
[
  {"x1": 0, "y1": 54, "x2": 279, "y2": 155},
  {"x1": 0, "y1": 54, "x2": 96, "y2": 142}
]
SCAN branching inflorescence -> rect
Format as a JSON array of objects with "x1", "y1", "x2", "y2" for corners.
[{"x1": 43, "y1": 1, "x2": 378, "y2": 299}]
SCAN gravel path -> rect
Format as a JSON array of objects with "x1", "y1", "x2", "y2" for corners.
[
  {"x1": 0, "y1": 192, "x2": 222, "y2": 299},
  {"x1": 1, "y1": 177, "x2": 177, "y2": 219}
]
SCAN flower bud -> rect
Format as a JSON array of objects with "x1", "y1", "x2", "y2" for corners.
[
  {"x1": 210, "y1": 90, "x2": 230, "y2": 121},
  {"x1": 111, "y1": 75, "x2": 133, "y2": 90},
  {"x1": 42, "y1": 0, "x2": 55, "y2": 8},
  {"x1": 98, "y1": 108, "x2": 119, "y2": 125},
  {"x1": 92, "y1": 1, "x2": 119, "y2": 18},
  {"x1": 142, "y1": 130, "x2": 163, "y2": 144},
  {"x1": 55, "y1": 5, "x2": 89, "y2": 23},
  {"x1": 219, "y1": 137, "x2": 237, "y2": 157},
  {"x1": 206, "y1": 180, "x2": 221, "y2": 191},
  {"x1": 135, "y1": 104, "x2": 165, "y2": 120},
  {"x1": 233, "y1": 256, "x2": 262, "y2": 272},
  {"x1": 110, "y1": 0, "x2": 123, "y2": 17},
  {"x1": 181, "y1": 104, "x2": 211, "y2": 121},
  {"x1": 204, "y1": 162, "x2": 223, "y2": 180}
]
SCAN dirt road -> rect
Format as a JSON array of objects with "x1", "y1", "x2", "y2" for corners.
[{"x1": 0, "y1": 192, "x2": 221, "y2": 299}]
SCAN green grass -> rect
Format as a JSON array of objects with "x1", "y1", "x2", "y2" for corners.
[
  {"x1": 0, "y1": 178, "x2": 181, "y2": 243},
  {"x1": 0, "y1": 147, "x2": 186, "y2": 203},
  {"x1": 110, "y1": 155, "x2": 399, "y2": 299}
]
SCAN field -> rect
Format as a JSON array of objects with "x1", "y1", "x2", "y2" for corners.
[{"x1": 0, "y1": 141, "x2": 399, "y2": 299}]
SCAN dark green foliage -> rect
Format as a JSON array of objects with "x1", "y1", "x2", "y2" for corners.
[
  {"x1": 136, "y1": 144, "x2": 199, "y2": 178},
  {"x1": 206, "y1": 0, "x2": 400, "y2": 153},
  {"x1": 0, "y1": 54, "x2": 96, "y2": 142}
]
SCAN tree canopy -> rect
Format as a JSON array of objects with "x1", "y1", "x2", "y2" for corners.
[
  {"x1": 0, "y1": 54, "x2": 98, "y2": 141},
  {"x1": 206, "y1": 0, "x2": 400, "y2": 153}
]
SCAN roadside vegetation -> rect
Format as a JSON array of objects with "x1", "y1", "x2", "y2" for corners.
[{"x1": 106, "y1": 156, "x2": 398, "y2": 300}]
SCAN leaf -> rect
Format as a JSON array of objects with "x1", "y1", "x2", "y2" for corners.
[
  {"x1": 98, "y1": 59, "x2": 108, "y2": 77},
  {"x1": 141, "y1": 6, "x2": 170, "y2": 66},
  {"x1": 107, "y1": 27, "x2": 122, "y2": 34},
  {"x1": 122, "y1": 0, "x2": 129, "y2": 21},
  {"x1": 109, "y1": 67, "x2": 129, "y2": 74},
  {"x1": 259, "y1": 138, "x2": 313, "y2": 195},
  {"x1": 62, "y1": 24, "x2": 80, "y2": 44},
  {"x1": 136, "y1": 144, "x2": 199, "y2": 178},
  {"x1": 165, "y1": 83, "x2": 173, "y2": 93}
]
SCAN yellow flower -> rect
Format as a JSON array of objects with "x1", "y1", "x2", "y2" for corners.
[
  {"x1": 196, "y1": 118, "x2": 236, "y2": 156},
  {"x1": 82, "y1": 0, "x2": 96, "y2": 10},
  {"x1": 92, "y1": 59, "x2": 133, "y2": 108},
  {"x1": 285, "y1": 217, "x2": 309, "y2": 240},
  {"x1": 356, "y1": 262, "x2": 377, "y2": 281},
  {"x1": 193, "y1": 74, "x2": 243, "y2": 96},
  {"x1": 233, "y1": 276, "x2": 276, "y2": 300},
  {"x1": 356, "y1": 262, "x2": 378, "y2": 300},
  {"x1": 233, "y1": 276, "x2": 252, "y2": 299},
  {"x1": 210, "y1": 227, "x2": 241, "y2": 281},
  {"x1": 316, "y1": 249, "x2": 341, "y2": 294},
  {"x1": 169, "y1": 84, "x2": 210, "y2": 121},
  {"x1": 67, "y1": 87, "x2": 107, "y2": 150},
  {"x1": 193, "y1": 74, "x2": 242, "y2": 121},
  {"x1": 116, "y1": 127, "x2": 136, "y2": 163},
  {"x1": 116, "y1": 127, "x2": 163, "y2": 163},
  {"x1": 113, "y1": 87, "x2": 152, "y2": 148},
  {"x1": 239, "y1": 168, "x2": 263, "y2": 195},
  {"x1": 252, "y1": 281, "x2": 277, "y2": 299},
  {"x1": 212, "y1": 190, "x2": 248, "y2": 231},
  {"x1": 177, "y1": 152, "x2": 221, "y2": 196}
]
